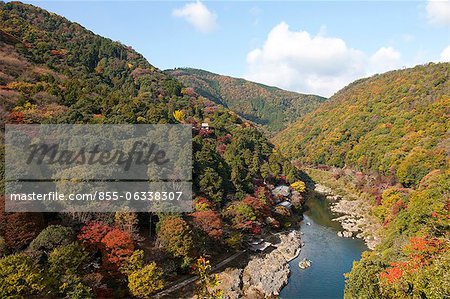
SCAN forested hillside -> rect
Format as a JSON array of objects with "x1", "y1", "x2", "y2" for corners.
[
  {"x1": 167, "y1": 68, "x2": 326, "y2": 132},
  {"x1": 0, "y1": 2, "x2": 303, "y2": 298},
  {"x1": 274, "y1": 64, "x2": 450, "y2": 298}
]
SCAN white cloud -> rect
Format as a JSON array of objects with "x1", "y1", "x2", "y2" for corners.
[
  {"x1": 369, "y1": 47, "x2": 402, "y2": 74},
  {"x1": 172, "y1": 1, "x2": 217, "y2": 33},
  {"x1": 244, "y1": 22, "x2": 403, "y2": 97},
  {"x1": 426, "y1": 0, "x2": 450, "y2": 27},
  {"x1": 440, "y1": 45, "x2": 450, "y2": 61}
]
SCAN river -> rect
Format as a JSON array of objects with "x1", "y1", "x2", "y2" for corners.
[{"x1": 279, "y1": 192, "x2": 368, "y2": 299}]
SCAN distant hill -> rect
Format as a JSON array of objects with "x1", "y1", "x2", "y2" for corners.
[
  {"x1": 274, "y1": 63, "x2": 449, "y2": 187},
  {"x1": 166, "y1": 68, "x2": 326, "y2": 133}
]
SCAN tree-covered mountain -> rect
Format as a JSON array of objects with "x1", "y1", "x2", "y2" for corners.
[
  {"x1": 0, "y1": 2, "x2": 304, "y2": 298},
  {"x1": 166, "y1": 68, "x2": 327, "y2": 133},
  {"x1": 274, "y1": 63, "x2": 450, "y2": 298},
  {"x1": 274, "y1": 63, "x2": 449, "y2": 187}
]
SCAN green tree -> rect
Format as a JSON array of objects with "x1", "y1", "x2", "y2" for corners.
[
  {"x1": 58, "y1": 274, "x2": 93, "y2": 299},
  {"x1": 199, "y1": 167, "x2": 224, "y2": 204},
  {"x1": 120, "y1": 249, "x2": 145, "y2": 275},
  {"x1": 29, "y1": 225, "x2": 75, "y2": 260},
  {"x1": 157, "y1": 216, "x2": 194, "y2": 266},
  {"x1": 396, "y1": 147, "x2": 445, "y2": 187},
  {"x1": 260, "y1": 162, "x2": 271, "y2": 183},
  {"x1": 48, "y1": 242, "x2": 88, "y2": 276},
  {"x1": 344, "y1": 252, "x2": 383, "y2": 299}
]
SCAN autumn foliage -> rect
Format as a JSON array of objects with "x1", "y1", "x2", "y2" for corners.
[
  {"x1": 78, "y1": 221, "x2": 134, "y2": 271},
  {"x1": 190, "y1": 210, "x2": 223, "y2": 239},
  {"x1": 242, "y1": 196, "x2": 271, "y2": 218},
  {"x1": 101, "y1": 229, "x2": 134, "y2": 270},
  {"x1": 381, "y1": 236, "x2": 448, "y2": 284},
  {"x1": 0, "y1": 197, "x2": 45, "y2": 251},
  {"x1": 78, "y1": 221, "x2": 112, "y2": 250},
  {"x1": 157, "y1": 216, "x2": 193, "y2": 262}
]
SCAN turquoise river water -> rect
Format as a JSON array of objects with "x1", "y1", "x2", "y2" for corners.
[{"x1": 279, "y1": 192, "x2": 368, "y2": 299}]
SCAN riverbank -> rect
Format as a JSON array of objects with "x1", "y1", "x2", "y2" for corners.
[
  {"x1": 213, "y1": 230, "x2": 302, "y2": 298},
  {"x1": 306, "y1": 168, "x2": 381, "y2": 250}
]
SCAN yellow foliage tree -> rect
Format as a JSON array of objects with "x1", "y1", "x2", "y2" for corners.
[
  {"x1": 291, "y1": 180, "x2": 306, "y2": 193},
  {"x1": 173, "y1": 110, "x2": 185, "y2": 123},
  {"x1": 128, "y1": 263, "x2": 164, "y2": 298},
  {"x1": 115, "y1": 208, "x2": 138, "y2": 238},
  {"x1": 193, "y1": 256, "x2": 223, "y2": 299},
  {"x1": 120, "y1": 249, "x2": 144, "y2": 276}
]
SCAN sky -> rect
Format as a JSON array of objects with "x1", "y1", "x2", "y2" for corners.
[{"x1": 22, "y1": 0, "x2": 450, "y2": 97}]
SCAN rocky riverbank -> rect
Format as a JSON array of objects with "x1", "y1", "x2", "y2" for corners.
[
  {"x1": 212, "y1": 230, "x2": 302, "y2": 298},
  {"x1": 313, "y1": 184, "x2": 381, "y2": 250}
]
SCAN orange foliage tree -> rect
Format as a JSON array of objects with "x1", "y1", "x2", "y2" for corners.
[
  {"x1": 190, "y1": 210, "x2": 223, "y2": 239},
  {"x1": 380, "y1": 236, "x2": 448, "y2": 284}
]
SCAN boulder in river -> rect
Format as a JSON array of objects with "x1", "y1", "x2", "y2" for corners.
[
  {"x1": 299, "y1": 258, "x2": 312, "y2": 269},
  {"x1": 342, "y1": 231, "x2": 353, "y2": 238}
]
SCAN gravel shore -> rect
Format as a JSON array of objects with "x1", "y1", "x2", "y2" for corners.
[{"x1": 314, "y1": 184, "x2": 381, "y2": 250}]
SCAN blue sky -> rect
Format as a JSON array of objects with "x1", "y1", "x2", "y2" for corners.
[{"x1": 23, "y1": 1, "x2": 450, "y2": 96}]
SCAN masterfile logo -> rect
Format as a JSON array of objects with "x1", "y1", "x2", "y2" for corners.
[{"x1": 4, "y1": 124, "x2": 193, "y2": 213}]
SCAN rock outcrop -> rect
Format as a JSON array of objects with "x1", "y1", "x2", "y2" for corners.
[
  {"x1": 331, "y1": 199, "x2": 380, "y2": 249},
  {"x1": 212, "y1": 268, "x2": 243, "y2": 299},
  {"x1": 217, "y1": 231, "x2": 302, "y2": 298},
  {"x1": 242, "y1": 231, "x2": 301, "y2": 297},
  {"x1": 314, "y1": 182, "x2": 381, "y2": 249}
]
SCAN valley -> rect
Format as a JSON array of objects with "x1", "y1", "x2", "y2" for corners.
[{"x1": 0, "y1": 1, "x2": 449, "y2": 299}]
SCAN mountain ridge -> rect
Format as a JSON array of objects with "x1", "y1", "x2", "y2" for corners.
[{"x1": 166, "y1": 67, "x2": 327, "y2": 133}]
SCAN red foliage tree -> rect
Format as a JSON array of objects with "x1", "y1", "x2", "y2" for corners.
[
  {"x1": 101, "y1": 229, "x2": 134, "y2": 270},
  {"x1": 390, "y1": 200, "x2": 406, "y2": 218},
  {"x1": 6, "y1": 111, "x2": 25, "y2": 123},
  {"x1": 243, "y1": 196, "x2": 271, "y2": 218},
  {"x1": 78, "y1": 221, "x2": 112, "y2": 250},
  {"x1": 0, "y1": 197, "x2": 45, "y2": 251},
  {"x1": 182, "y1": 87, "x2": 195, "y2": 96},
  {"x1": 381, "y1": 262, "x2": 405, "y2": 283},
  {"x1": 251, "y1": 223, "x2": 262, "y2": 235},
  {"x1": 216, "y1": 143, "x2": 227, "y2": 155},
  {"x1": 199, "y1": 129, "x2": 213, "y2": 137},
  {"x1": 78, "y1": 221, "x2": 134, "y2": 271},
  {"x1": 190, "y1": 210, "x2": 223, "y2": 239},
  {"x1": 381, "y1": 236, "x2": 448, "y2": 284}
]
